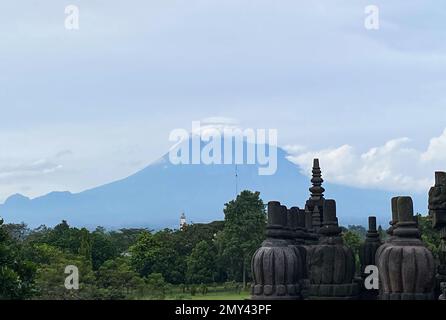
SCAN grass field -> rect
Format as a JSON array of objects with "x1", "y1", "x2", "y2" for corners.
[
  {"x1": 143, "y1": 284, "x2": 251, "y2": 300},
  {"x1": 171, "y1": 291, "x2": 250, "y2": 300}
]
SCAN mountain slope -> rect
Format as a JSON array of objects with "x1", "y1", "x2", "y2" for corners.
[{"x1": 0, "y1": 147, "x2": 428, "y2": 229}]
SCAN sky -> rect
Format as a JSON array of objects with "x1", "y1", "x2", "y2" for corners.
[{"x1": 0, "y1": 0, "x2": 445, "y2": 202}]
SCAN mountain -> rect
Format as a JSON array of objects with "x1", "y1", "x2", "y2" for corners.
[{"x1": 0, "y1": 143, "x2": 428, "y2": 229}]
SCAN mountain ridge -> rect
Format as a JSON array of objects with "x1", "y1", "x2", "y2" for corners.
[{"x1": 0, "y1": 145, "x2": 428, "y2": 229}]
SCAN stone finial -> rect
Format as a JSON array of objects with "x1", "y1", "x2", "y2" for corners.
[
  {"x1": 391, "y1": 197, "x2": 399, "y2": 223},
  {"x1": 307, "y1": 198, "x2": 358, "y2": 299},
  {"x1": 359, "y1": 216, "x2": 382, "y2": 299},
  {"x1": 361, "y1": 216, "x2": 381, "y2": 259},
  {"x1": 397, "y1": 196, "x2": 414, "y2": 222},
  {"x1": 435, "y1": 171, "x2": 446, "y2": 186},
  {"x1": 366, "y1": 216, "x2": 380, "y2": 241},
  {"x1": 429, "y1": 171, "x2": 446, "y2": 227},
  {"x1": 251, "y1": 201, "x2": 305, "y2": 300},
  {"x1": 268, "y1": 201, "x2": 285, "y2": 227},
  {"x1": 393, "y1": 197, "x2": 420, "y2": 238},
  {"x1": 303, "y1": 205, "x2": 318, "y2": 245},
  {"x1": 289, "y1": 206, "x2": 306, "y2": 238},
  {"x1": 319, "y1": 199, "x2": 341, "y2": 237},
  {"x1": 297, "y1": 209, "x2": 306, "y2": 229},
  {"x1": 323, "y1": 200, "x2": 337, "y2": 225},
  {"x1": 304, "y1": 205, "x2": 313, "y2": 230},
  {"x1": 309, "y1": 159, "x2": 325, "y2": 200},
  {"x1": 266, "y1": 201, "x2": 289, "y2": 239},
  {"x1": 377, "y1": 196, "x2": 435, "y2": 300},
  {"x1": 428, "y1": 171, "x2": 446, "y2": 299},
  {"x1": 376, "y1": 199, "x2": 401, "y2": 273},
  {"x1": 369, "y1": 216, "x2": 377, "y2": 232},
  {"x1": 288, "y1": 207, "x2": 299, "y2": 231},
  {"x1": 312, "y1": 205, "x2": 321, "y2": 230},
  {"x1": 386, "y1": 197, "x2": 400, "y2": 237},
  {"x1": 288, "y1": 207, "x2": 303, "y2": 241}
]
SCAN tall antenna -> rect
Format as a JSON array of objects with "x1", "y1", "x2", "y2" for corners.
[{"x1": 235, "y1": 164, "x2": 239, "y2": 197}]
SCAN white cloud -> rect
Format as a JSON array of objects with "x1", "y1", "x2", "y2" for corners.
[
  {"x1": 285, "y1": 130, "x2": 446, "y2": 193},
  {"x1": 422, "y1": 128, "x2": 446, "y2": 162},
  {"x1": 1, "y1": 0, "x2": 446, "y2": 204},
  {"x1": 192, "y1": 117, "x2": 241, "y2": 137},
  {"x1": 0, "y1": 159, "x2": 62, "y2": 180},
  {"x1": 0, "y1": 120, "x2": 170, "y2": 202}
]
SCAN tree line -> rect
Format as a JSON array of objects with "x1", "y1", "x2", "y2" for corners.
[
  {"x1": 0, "y1": 190, "x2": 266, "y2": 299},
  {"x1": 1, "y1": 189, "x2": 440, "y2": 300}
]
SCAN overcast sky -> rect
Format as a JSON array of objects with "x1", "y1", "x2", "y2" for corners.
[{"x1": 0, "y1": 0, "x2": 445, "y2": 201}]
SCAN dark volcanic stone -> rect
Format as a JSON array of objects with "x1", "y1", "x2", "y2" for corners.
[
  {"x1": 377, "y1": 196, "x2": 435, "y2": 300},
  {"x1": 251, "y1": 201, "x2": 305, "y2": 300}
]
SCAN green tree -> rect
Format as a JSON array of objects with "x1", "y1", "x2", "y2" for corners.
[
  {"x1": 186, "y1": 240, "x2": 216, "y2": 284},
  {"x1": 79, "y1": 228, "x2": 92, "y2": 264},
  {"x1": 0, "y1": 219, "x2": 36, "y2": 299},
  {"x1": 347, "y1": 225, "x2": 367, "y2": 240},
  {"x1": 145, "y1": 273, "x2": 169, "y2": 300},
  {"x1": 29, "y1": 243, "x2": 98, "y2": 299},
  {"x1": 109, "y1": 228, "x2": 147, "y2": 254},
  {"x1": 96, "y1": 257, "x2": 144, "y2": 299},
  {"x1": 217, "y1": 190, "x2": 266, "y2": 288},
  {"x1": 91, "y1": 228, "x2": 119, "y2": 270},
  {"x1": 378, "y1": 225, "x2": 387, "y2": 241},
  {"x1": 46, "y1": 220, "x2": 82, "y2": 253},
  {"x1": 2, "y1": 222, "x2": 30, "y2": 242},
  {"x1": 417, "y1": 214, "x2": 441, "y2": 258},
  {"x1": 129, "y1": 230, "x2": 184, "y2": 284},
  {"x1": 342, "y1": 230, "x2": 362, "y2": 272},
  {"x1": 129, "y1": 231, "x2": 158, "y2": 276},
  {"x1": 27, "y1": 223, "x2": 120, "y2": 271}
]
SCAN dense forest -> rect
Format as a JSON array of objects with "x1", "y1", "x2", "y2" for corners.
[
  {"x1": 0, "y1": 190, "x2": 440, "y2": 300},
  {"x1": 0, "y1": 190, "x2": 265, "y2": 299}
]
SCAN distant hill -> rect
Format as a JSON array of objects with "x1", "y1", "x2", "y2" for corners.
[{"x1": 0, "y1": 142, "x2": 428, "y2": 229}]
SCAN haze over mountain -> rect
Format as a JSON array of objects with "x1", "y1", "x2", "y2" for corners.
[{"x1": 0, "y1": 141, "x2": 428, "y2": 230}]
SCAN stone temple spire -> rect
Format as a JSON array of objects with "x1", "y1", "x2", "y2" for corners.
[
  {"x1": 309, "y1": 159, "x2": 325, "y2": 201},
  {"x1": 306, "y1": 159, "x2": 326, "y2": 230}
]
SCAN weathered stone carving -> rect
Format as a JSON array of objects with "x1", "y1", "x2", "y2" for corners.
[
  {"x1": 307, "y1": 199, "x2": 359, "y2": 299},
  {"x1": 360, "y1": 217, "x2": 381, "y2": 273},
  {"x1": 287, "y1": 207, "x2": 307, "y2": 263},
  {"x1": 306, "y1": 159, "x2": 325, "y2": 233},
  {"x1": 303, "y1": 205, "x2": 318, "y2": 245},
  {"x1": 287, "y1": 207, "x2": 306, "y2": 245},
  {"x1": 250, "y1": 159, "x2": 446, "y2": 301},
  {"x1": 375, "y1": 197, "x2": 399, "y2": 266},
  {"x1": 440, "y1": 282, "x2": 446, "y2": 300},
  {"x1": 377, "y1": 196, "x2": 435, "y2": 300},
  {"x1": 251, "y1": 201, "x2": 304, "y2": 300},
  {"x1": 388, "y1": 196, "x2": 399, "y2": 237},
  {"x1": 288, "y1": 206, "x2": 310, "y2": 297},
  {"x1": 428, "y1": 171, "x2": 446, "y2": 299},
  {"x1": 359, "y1": 216, "x2": 381, "y2": 299}
]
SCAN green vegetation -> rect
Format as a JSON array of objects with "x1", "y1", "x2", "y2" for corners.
[
  {"x1": 0, "y1": 190, "x2": 265, "y2": 300},
  {"x1": 0, "y1": 192, "x2": 441, "y2": 300},
  {"x1": 216, "y1": 190, "x2": 267, "y2": 288},
  {"x1": 417, "y1": 214, "x2": 441, "y2": 258},
  {"x1": 0, "y1": 219, "x2": 35, "y2": 299},
  {"x1": 342, "y1": 229, "x2": 362, "y2": 271},
  {"x1": 163, "y1": 283, "x2": 250, "y2": 300}
]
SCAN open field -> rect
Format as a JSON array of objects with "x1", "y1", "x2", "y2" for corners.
[
  {"x1": 141, "y1": 284, "x2": 251, "y2": 300},
  {"x1": 168, "y1": 291, "x2": 250, "y2": 300}
]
